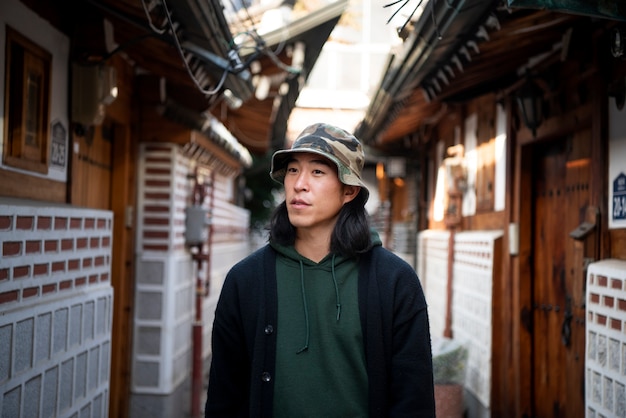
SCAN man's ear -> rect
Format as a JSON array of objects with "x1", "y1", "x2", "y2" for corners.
[{"x1": 343, "y1": 185, "x2": 361, "y2": 203}]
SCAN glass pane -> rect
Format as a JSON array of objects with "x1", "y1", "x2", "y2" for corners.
[{"x1": 25, "y1": 69, "x2": 42, "y2": 147}]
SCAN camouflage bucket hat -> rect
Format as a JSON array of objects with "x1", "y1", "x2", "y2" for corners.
[{"x1": 270, "y1": 123, "x2": 369, "y2": 202}]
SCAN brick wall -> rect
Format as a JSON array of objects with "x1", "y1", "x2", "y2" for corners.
[
  {"x1": 133, "y1": 144, "x2": 193, "y2": 398},
  {"x1": 0, "y1": 200, "x2": 113, "y2": 418},
  {"x1": 132, "y1": 143, "x2": 251, "y2": 408},
  {"x1": 586, "y1": 259, "x2": 626, "y2": 417}
]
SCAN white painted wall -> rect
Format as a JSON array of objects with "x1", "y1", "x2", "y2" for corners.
[{"x1": 608, "y1": 97, "x2": 626, "y2": 229}]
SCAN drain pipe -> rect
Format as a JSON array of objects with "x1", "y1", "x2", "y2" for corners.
[
  {"x1": 444, "y1": 226, "x2": 456, "y2": 338},
  {"x1": 191, "y1": 249, "x2": 208, "y2": 418},
  {"x1": 189, "y1": 169, "x2": 213, "y2": 418}
]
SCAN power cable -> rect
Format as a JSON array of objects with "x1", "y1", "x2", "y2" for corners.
[
  {"x1": 140, "y1": 0, "x2": 168, "y2": 34},
  {"x1": 161, "y1": 0, "x2": 231, "y2": 95}
]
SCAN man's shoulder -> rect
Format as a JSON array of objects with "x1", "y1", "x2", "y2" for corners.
[
  {"x1": 231, "y1": 244, "x2": 276, "y2": 271},
  {"x1": 365, "y1": 246, "x2": 416, "y2": 275},
  {"x1": 368, "y1": 245, "x2": 407, "y2": 263}
]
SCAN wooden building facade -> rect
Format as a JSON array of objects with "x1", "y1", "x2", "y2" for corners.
[{"x1": 356, "y1": 1, "x2": 626, "y2": 417}]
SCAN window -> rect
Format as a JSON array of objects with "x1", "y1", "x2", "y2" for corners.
[{"x1": 3, "y1": 27, "x2": 51, "y2": 173}]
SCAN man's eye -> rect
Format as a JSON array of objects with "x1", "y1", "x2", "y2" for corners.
[
  {"x1": 312, "y1": 169, "x2": 324, "y2": 175},
  {"x1": 287, "y1": 167, "x2": 298, "y2": 173}
]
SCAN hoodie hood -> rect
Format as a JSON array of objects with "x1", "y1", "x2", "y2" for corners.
[{"x1": 269, "y1": 228, "x2": 382, "y2": 263}]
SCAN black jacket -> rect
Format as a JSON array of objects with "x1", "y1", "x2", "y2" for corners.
[{"x1": 205, "y1": 244, "x2": 435, "y2": 417}]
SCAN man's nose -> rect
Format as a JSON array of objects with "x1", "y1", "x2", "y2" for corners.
[{"x1": 294, "y1": 172, "x2": 309, "y2": 191}]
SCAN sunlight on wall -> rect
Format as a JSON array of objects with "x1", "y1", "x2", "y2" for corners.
[
  {"x1": 494, "y1": 103, "x2": 507, "y2": 212},
  {"x1": 432, "y1": 141, "x2": 446, "y2": 222},
  {"x1": 433, "y1": 165, "x2": 446, "y2": 222},
  {"x1": 462, "y1": 113, "x2": 477, "y2": 217}
]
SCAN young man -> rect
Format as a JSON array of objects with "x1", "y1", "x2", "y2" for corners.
[{"x1": 205, "y1": 123, "x2": 435, "y2": 417}]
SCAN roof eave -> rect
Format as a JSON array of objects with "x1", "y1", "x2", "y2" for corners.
[{"x1": 356, "y1": 0, "x2": 498, "y2": 145}]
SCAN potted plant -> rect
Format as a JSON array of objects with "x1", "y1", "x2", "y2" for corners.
[{"x1": 431, "y1": 337, "x2": 468, "y2": 418}]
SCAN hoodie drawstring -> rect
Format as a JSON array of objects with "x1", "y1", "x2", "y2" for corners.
[
  {"x1": 331, "y1": 254, "x2": 341, "y2": 322},
  {"x1": 296, "y1": 260, "x2": 310, "y2": 354},
  {"x1": 296, "y1": 255, "x2": 342, "y2": 354}
]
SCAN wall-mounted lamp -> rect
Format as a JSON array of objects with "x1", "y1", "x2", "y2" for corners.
[
  {"x1": 611, "y1": 26, "x2": 626, "y2": 59},
  {"x1": 516, "y1": 76, "x2": 544, "y2": 136}
]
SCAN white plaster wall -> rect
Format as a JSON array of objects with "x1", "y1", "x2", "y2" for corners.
[{"x1": 608, "y1": 97, "x2": 626, "y2": 229}]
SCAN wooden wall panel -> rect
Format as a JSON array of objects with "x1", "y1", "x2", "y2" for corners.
[
  {"x1": 70, "y1": 123, "x2": 112, "y2": 210},
  {"x1": 0, "y1": 168, "x2": 65, "y2": 202},
  {"x1": 610, "y1": 230, "x2": 626, "y2": 260},
  {"x1": 469, "y1": 94, "x2": 497, "y2": 213}
]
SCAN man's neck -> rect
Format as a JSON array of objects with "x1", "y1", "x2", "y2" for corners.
[{"x1": 294, "y1": 229, "x2": 331, "y2": 263}]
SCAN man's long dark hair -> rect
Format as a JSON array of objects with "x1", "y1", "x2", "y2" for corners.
[{"x1": 268, "y1": 191, "x2": 372, "y2": 258}]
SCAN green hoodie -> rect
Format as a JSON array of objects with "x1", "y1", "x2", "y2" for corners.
[{"x1": 270, "y1": 233, "x2": 382, "y2": 418}]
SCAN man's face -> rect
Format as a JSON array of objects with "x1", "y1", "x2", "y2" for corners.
[{"x1": 283, "y1": 152, "x2": 359, "y2": 235}]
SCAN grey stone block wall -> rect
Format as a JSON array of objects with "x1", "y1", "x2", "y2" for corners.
[
  {"x1": 0, "y1": 203, "x2": 114, "y2": 418},
  {"x1": 0, "y1": 290, "x2": 113, "y2": 418}
]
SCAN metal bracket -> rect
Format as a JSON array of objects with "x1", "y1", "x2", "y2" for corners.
[{"x1": 569, "y1": 222, "x2": 595, "y2": 240}]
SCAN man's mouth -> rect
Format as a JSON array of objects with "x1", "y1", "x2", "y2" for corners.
[{"x1": 290, "y1": 199, "x2": 310, "y2": 208}]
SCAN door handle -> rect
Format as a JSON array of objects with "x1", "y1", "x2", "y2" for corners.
[{"x1": 561, "y1": 295, "x2": 573, "y2": 347}]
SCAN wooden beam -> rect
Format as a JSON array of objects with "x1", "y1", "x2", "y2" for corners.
[{"x1": 0, "y1": 168, "x2": 66, "y2": 202}]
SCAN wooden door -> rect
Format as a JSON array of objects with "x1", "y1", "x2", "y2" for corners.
[
  {"x1": 70, "y1": 120, "x2": 135, "y2": 418},
  {"x1": 531, "y1": 130, "x2": 594, "y2": 417},
  {"x1": 70, "y1": 124, "x2": 113, "y2": 209}
]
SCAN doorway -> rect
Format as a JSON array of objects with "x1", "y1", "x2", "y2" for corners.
[{"x1": 530, "y1": 129, "x2": 594, "y2": 417}]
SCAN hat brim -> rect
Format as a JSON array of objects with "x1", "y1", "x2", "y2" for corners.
[{"x1": 270, "y1": 148, "x2": 370, "y2": 202}]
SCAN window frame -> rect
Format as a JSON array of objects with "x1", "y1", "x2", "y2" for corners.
[{"x1": 3, "y1": 26, "x2": 52, "y2": 174}]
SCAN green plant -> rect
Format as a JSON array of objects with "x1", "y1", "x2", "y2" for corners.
[{"x1": 432, "y1": 337, "x2": 468, "y2": 385}]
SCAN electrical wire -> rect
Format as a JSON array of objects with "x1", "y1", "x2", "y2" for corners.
[
  {"x1": 400, "y1": 0, "x2": 424, "y2": 33},
  {"x1": 140, "y1": 0, "x2": 168, "y2": 34},
  {"x1": 240, "y1": 30, "x2": 300, "y2": 75},
  {"x1": 161, "y1": 0, "x2": 230, "y2": 96},
  {"x1": 384, "y1": 0, "x2": 441, "y2": 38},
  {"x1": 215, "y1": 0, "x2": 303, "y2": 78},
  {"x1": 143, "y1": 0, "x2": 303, "y2": 98},
  {"x1": 384, "y1": 0, "x2": 411, "y2": 24},
  {"x1": 227, "y1": 0, "x2": 289, "y2": 62}
]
